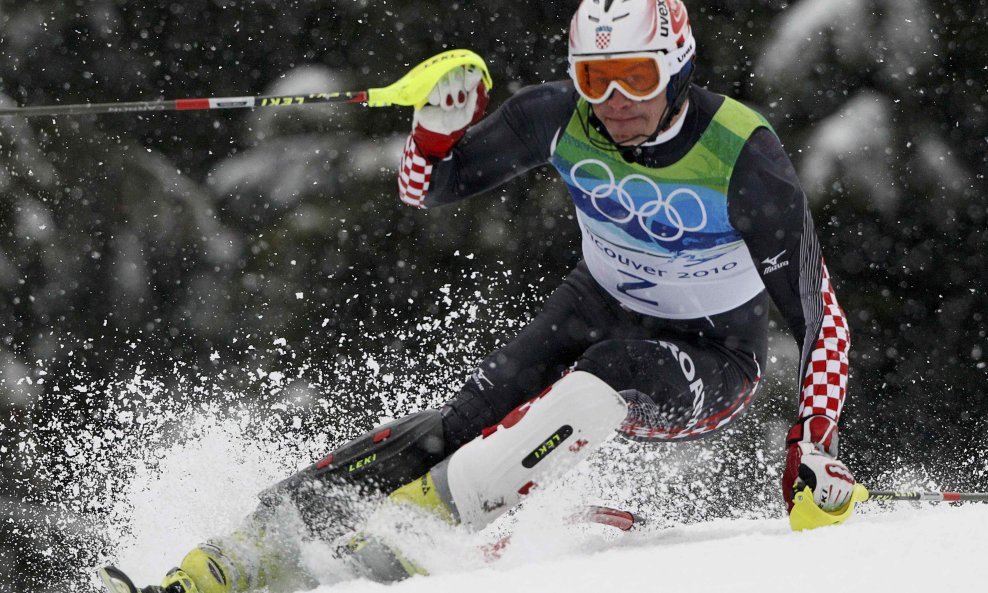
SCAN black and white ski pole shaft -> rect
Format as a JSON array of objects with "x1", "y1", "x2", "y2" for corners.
[
  {"x1": 0, "y1": 91, "x2": 368, "y2": 118},
  {"x1": 866, "y1": 489, "x2": 988, "y2": 502},
  {"x1": 0, "y1": 48, "x2": 492, "y2": 118}
]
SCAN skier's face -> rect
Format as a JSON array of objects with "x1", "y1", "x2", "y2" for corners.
[{"x1": 591, "y1": 90, "x2": 669, "y2": 146}]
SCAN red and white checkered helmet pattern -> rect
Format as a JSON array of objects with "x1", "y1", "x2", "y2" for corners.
[{"x1": 569, "y1": 0, "x2": 696, "y2": 68}]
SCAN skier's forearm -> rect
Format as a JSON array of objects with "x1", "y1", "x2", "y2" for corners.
[
  {"x1": 403, "y1": 81, "x2": 577, "y2": 209},
  {"x1": 793, "y1": 260, "x2": 850, "y2": 421},
  {"x1": 422, "y1": 120, "x2": 542, "y2": 207},
  {"x1": 397, "y1": 116, "x2": 531, "y2": 209}
]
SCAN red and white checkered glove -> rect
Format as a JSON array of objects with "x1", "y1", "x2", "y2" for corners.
[
  {"x1": 782, "y1": 415, "x2": 856, "y2": 513},
  {"x1": 399, "y1": 65, "x2": 488, "y2": 207}
]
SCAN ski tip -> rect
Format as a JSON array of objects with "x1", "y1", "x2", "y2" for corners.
[
  {"x1": 582, "y1": 505, "x2": 647, "y2": 531},
  {"x1": 98, "y1": 566, "x2": 140, "y2": 593}
]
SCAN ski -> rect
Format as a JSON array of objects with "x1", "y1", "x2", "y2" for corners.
[
  {"x1": 483, "y1": 504, "x2": 646, "y2": 561},
  {"x1": 574, "y1": 504, "x2": 647, "y2": 531},
  {"x1": 100, "y1": 504, "x2": 648, "y2": 588}
]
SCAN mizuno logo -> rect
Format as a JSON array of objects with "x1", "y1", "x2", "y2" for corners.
[
  {"x1": 762, "y1": 250, "x2": 790, "y2": 274},
  {"x1": 471, "y1": 368, "x2": 494, "y2": 390},
  {"x1": 763, "y1": 251, "x2": 786, "y2": 266}
]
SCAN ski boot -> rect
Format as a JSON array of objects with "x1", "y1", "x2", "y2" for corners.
[
  {"x1": 99, "y1": 523, "x2": 309, "y2": 593},
  {"x1": 342, "y1": 533, "x2": 428, "y2": 583},
  {"x1": 339, "y1": 471, "x2": 458, "y2": 582},
  {"x1": 99, "y1": 544, "x2": 248, "y2": 593},
  {"x1": 100, "y1": 566, "x2": 199, "y2": 593},
  {"x1": 260, "y1": 409, "x2": 449, "y2": 541},
  {"x1": 386, "y1": 471, "x2": 457, "y2": 524},
  {"x1": 167, "y1": 544, "x2": 250, "y2": 593}
]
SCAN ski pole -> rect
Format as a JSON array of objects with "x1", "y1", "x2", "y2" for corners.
[
  {"x1": 0, "y1": 48, "x2": 492, "y2": 118},
  {"x1": 865, "y1": 489, "x2": 988, "y2": 502},
  {"x1": 791, "y1": 484, "x2": 987, "y2": 531}
]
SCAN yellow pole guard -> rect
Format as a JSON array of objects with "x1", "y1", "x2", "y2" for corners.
[
  {"x1": 789, "y1": 483, "x2": 870, "y2": 531},
  {"x1": 365, "y1": 49, "x2": 493, "y2": 109}
]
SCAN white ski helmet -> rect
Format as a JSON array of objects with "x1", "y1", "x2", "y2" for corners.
[
  {"x1": 568, "y1": 0, "x2": 696, "y2": 110},
  {"x1": 569, "y1": 0, "x2": 695, "y2": 60}
]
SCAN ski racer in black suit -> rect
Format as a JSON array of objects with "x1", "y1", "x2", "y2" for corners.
[{"x1": 107, "y1": 2, "x2": 858, "y2": 592}]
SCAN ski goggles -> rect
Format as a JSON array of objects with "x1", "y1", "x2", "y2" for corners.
[{"x1": 569, "y1": 52, "x2": 670, "y2": 104}]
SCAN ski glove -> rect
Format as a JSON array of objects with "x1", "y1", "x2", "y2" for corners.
[
  {"x1": 782, "y1": 415, "x2": 856, "y2": 513},
  {"x1": 412, "y1": 64, "x2": 489, "y2": 159},
  {"x1": 399, "y1": 65, "x2": 489, "y2": 207}
]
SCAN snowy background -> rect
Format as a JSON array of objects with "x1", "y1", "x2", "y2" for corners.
[{"x1": 0, "y1": 0, "x2": 985, "y2": 591}]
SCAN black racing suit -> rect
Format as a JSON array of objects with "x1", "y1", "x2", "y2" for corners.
[
  {"x1": 404, "y1": 82, "x2": 850, "y2": 450},
  {"x1": 259, "y1": 82, "x2": 850, "y2": 546}
]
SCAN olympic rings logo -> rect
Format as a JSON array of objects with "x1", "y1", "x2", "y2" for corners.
[{"x1": 570, "y1": 159, "x2": 707, "y2": 242}]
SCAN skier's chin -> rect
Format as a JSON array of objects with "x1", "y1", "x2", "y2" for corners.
[
  {"x1": 601, "y1": 119, "x2": 650, "y2": 146},
  {"x1": 608, "y1": 128, "x2": 649, "y2": 146}
]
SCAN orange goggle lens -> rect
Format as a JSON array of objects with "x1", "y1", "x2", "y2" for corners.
[{"x1": 572, "y1": 56, "x2": 666, "y2": 103}]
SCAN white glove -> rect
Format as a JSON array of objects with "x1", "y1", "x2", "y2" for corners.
[
  {"x1": 412, "y1": 66, "x2": 487, "y2": 140},
  {"x1": 793, "y1": 442, "x2": 857, "y2": 512}
]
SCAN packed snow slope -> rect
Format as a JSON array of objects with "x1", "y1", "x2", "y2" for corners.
[
  {"x1": 330, "y1": 506, "x2": 988, "y2": 593},
  {"x1": 100, "y1": 414, "x2": 987, "y2": 593}
]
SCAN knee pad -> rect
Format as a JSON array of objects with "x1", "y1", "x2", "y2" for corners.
[{"x1": 433, "y1": 371, "x2": 628, "y2": 529}]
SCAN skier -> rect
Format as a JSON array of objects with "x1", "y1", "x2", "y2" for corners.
[{"x1": 101, "y1": 1, "x2": 857, "y2": 592}]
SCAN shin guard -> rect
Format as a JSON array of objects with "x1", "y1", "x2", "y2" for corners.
[{"x1": 434, "y1": 371, "x2": 627, "y2": 529}]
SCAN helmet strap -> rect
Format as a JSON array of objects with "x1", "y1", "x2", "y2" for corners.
[
  {"x1": 644, "y1": 58, "x2": 695, "y2": 144},
  {"x1": 579, "y1": 105, "x2": 625, "y2": 154}
]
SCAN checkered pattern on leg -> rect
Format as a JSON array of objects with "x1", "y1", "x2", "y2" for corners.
[
  {"x1": 398, "y1": 136, "x2": 432, "y2": 208},
  {"x1": 799, "y1": 263, "x2": 850, "y2": 421}
]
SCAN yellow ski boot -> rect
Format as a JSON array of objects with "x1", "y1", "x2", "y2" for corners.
[
  {"x1": 161, "y1": 523, "x2": 314, "y2": 593},
  {"x1": 160, "y1": 544, "x2": 246, "y2": 593},
  {"x1": 387, "y1": 471, "x2": 457, "y2": 524},
  {"x1": 342, "y1": 470, "x2": 458, "y2": 583},
  {"x1": 98, "y1": 544, "x2": 251, "y2": 593},
  {"x1": 99, "y1": 521, "x2": 309, "y2": 593}
]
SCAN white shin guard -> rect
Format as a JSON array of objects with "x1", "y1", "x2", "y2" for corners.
[{"x1": 434, "y1": 371, "x2": 628, "y2": 529}]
